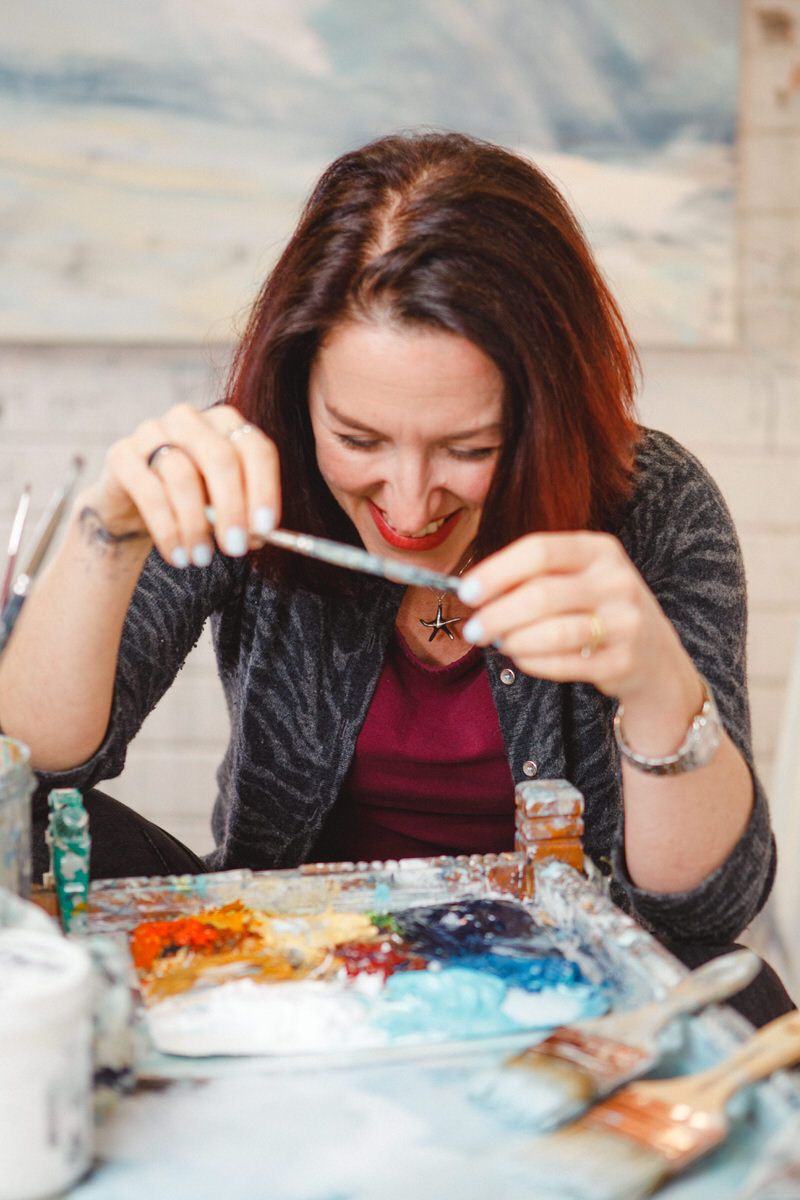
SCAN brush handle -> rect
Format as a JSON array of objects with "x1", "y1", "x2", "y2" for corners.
[
  {"x1": 653, "y1": 1010, "x2": 800, "y2": 1112},
  {"x1": 579, "y1": 949, "x2": 760, "y2": 1046},
  {"x1": 0, "y1": 588, "x2": 26, "y2": 657},
  {"x1": 656, "y1": 949, "x2": 761, "y2": 1021}
]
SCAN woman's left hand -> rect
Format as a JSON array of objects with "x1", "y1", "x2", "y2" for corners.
[{"x1": 459, "y1": 531, "x2": 689, "y2": 705}]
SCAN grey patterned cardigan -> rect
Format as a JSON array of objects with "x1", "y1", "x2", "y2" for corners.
[{"x1": 39, "y1": 430, "x2": 775, "y2": 944}]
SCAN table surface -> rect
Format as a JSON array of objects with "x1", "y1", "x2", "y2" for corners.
[{"x1": 70, "y1": 1038, "x2": 794, "y2": 1200}]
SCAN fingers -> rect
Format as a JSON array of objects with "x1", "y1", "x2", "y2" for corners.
[
  {"x1": 104, "y1": 426, "x2": 189, "y2": 568},
  {"x1": 101, "y1": 404, "x2": 281, "y2": 569},
  {"x1": 130, "y1": 429, "x2": 212, "y2": 567},
  {"x1": 161, "y1": 405, "x2": 281, "y2": 557},
  {"x1": 462, "y1": 573, "x2": 601, "y2": 646},
  {"x1": 458, "y1": 531, "x2": 614, "y2": 607},
  {"x1": 458, "y1": 531, "x2": 648, "y2": 695},
  {"x1": 495, "y1": 613, "x2": 619, "y2": 683}
]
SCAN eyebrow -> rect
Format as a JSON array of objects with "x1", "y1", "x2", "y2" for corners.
[{"x1": 324, "y1": 401, "x2": 503, "y2": 441}]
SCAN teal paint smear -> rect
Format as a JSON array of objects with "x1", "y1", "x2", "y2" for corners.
[
  {"x1": 369, "y1": 966, "x2": 607, "y2": 1041},
  {"x1": 371, "y1": 882, "x2": 392, "y2": 911},
  {"x1": 47, "y1": 787, "x2": 91, "y2": 934}
]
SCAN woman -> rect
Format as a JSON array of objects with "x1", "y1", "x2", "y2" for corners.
[{"x1": 0, "y1": 131, "x2": 788, "y2": 1020}]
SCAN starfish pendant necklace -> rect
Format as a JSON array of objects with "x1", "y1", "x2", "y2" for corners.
[
  {"x1": 418, "y1": 553, "x2": 474, "y2": 642},
  {"x1": 419, "y1": 596, "x2": 462, "y2": 642}
]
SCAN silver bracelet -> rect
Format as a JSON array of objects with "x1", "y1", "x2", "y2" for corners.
[{"x1": 614, "y1": 675, "x2": 722, "y2": 776}]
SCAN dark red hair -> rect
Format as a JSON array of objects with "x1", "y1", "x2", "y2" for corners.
[{"x1": 227, "y1": 130, "x2": 641, "y2": 587}]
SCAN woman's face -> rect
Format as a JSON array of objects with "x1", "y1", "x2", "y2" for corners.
[{"x1": 308, "y1": 321, "x2": 504, "y2": 574}]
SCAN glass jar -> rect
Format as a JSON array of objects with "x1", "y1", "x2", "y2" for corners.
[{"x1": 0, "y1": 736, "x2": 35, "y2": 898}]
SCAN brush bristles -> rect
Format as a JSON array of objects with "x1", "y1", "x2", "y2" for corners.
[
  {"x1": 472, "y1": 1054, "x2": 598, "y2": 1131},
  {"x1": 524, "y1": 1124, "x2": 669, "y2": 1200},
  {"x1": 473, "y1": 1032, "x2": 652, "y2": 1132}
]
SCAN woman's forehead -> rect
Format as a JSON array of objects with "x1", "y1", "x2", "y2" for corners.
[{"x1": 310, "y1": 321, "x2": 504, "y2": 430}]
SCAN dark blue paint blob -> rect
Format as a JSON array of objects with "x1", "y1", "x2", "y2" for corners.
[{"x1": 394, "y1": 899, "x2": 555, "y2": 959}]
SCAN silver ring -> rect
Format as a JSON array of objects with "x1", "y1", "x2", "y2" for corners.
[
  {"x1": 226, "y1": 423, "x2": 258, "y2": 444},
  {"x1": 147, "y1": 443, "x2": 179, "y2": 471}
]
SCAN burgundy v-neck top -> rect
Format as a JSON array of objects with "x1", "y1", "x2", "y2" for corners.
[{"x1": 314, "y1": 630, "x2": 515, "y2": 862}]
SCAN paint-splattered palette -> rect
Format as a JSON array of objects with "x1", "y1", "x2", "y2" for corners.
[
  {"x1": 84, "y1": 855, "x2": 770, "y2": 1065},
  {"x1": 90, "y1": 854, "x2": 616, "y2": 1059},
  {"x1": 77, "y1": 858, "x2": 800, "y2": 1200},
  {"x1": 127, "y1": 896, "x2": 610, "y2": 1057}
]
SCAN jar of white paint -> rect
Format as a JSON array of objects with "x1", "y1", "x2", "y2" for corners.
[{"x1": 0, "y1": 929, "x2": 93, "y2": 1199}]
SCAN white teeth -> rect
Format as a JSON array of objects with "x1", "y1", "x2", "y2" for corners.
[
  {"x1": 414, "y1": 516, "x2": 448, "y2": 537},
  {"x1": 381, "y1": 512, "x2": 448, "y2": 538}
]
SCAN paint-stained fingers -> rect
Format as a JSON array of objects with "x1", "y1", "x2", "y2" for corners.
[{"x1": 458, "y1": 531, "x2": 623, "y2": 607}]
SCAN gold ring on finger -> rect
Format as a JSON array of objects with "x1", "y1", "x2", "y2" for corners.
[
  {"x1": 226, "y1": 422, "x2": 258, "y2": 444},
  {"x1": 580, "y1": 612, "x2": 607, "y2": 659}
]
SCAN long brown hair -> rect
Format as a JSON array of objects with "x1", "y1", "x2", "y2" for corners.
[{"x1": 228, "y1": 130, "x2": 641, "y2": 588}]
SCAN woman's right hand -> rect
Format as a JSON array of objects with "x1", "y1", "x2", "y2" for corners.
[{"x1": 81, "y1": 404, "x2": 282, "y2": 568}]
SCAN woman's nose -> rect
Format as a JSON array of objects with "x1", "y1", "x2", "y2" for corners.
[{"x1": 381, "y1": 461, "x2": 439, "y2": 535}]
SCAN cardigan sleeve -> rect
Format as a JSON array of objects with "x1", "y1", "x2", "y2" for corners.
[
  {"x1": 33, "y1": 549, "x2": 243, "y2": 797},
  {"x1": 610, "y1": 430, "x2": 776, "y2": 944}
]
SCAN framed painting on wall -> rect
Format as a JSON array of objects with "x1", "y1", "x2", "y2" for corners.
[{"x1": 0, "y1": 0, "x2": 738, "y2": 345}]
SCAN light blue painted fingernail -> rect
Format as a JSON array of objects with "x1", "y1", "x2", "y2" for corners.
[
  {"x1": 224, "y1": 526, "x2": 248, "y2": 557},
  {"x1": 458, "y1": 577, "x2": 483, "y2": 605},
  {"x1": 462, "y1": 617, "x2": 484, "y2": 644},
  {"x1": 171, "y1": 546, "x2": 190, "y2": 569},
  {"x1": 253, "y1": 506, "x2": 276, "y2": 537},
  {"x1": 204, "y1": 505, "x2": 216, "y2": 525},
  {"x1": 191, "y1": 543, "x2": 213, "y2": 568}
]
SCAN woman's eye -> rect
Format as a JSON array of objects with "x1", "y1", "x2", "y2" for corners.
[
  {"x1": 336, "y1": 434, "x2": 379, "y2": 450},
  {"x1": 447, "y1": 446, "x2": 500, "y2": 461}
]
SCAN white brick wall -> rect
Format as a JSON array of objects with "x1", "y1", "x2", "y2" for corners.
[
  {"x1": 1, "y1": 1, "x2": 798, "y2": 885},
  {"x1": 0, "y1": 347, "x2": 232, "y2": 856}
]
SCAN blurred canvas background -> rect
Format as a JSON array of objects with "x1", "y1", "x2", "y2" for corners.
[{"x1": 2, "y1": 0, "x2": 737, "y2": 345}]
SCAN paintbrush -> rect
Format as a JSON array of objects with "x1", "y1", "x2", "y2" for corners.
[
  {"x1": 520, "y1": 1008, "x2": 800, "y2": 1200},
  {"x1": 203, "y1": 505, "x2": 463, "y2": 593},
  {"x1": 474, "y1": 949, "x2": 759, "y2": 1131},
  {"x1": 0, "y1": 484, "x2": 31, "y2": 610},
  {"x1": 0, "y1": 456, "x2": 84, "y2": 657}
]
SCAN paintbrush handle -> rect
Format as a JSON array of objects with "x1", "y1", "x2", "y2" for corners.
[
  {"x1": 578, "y1": 950, "x2": 760, "y2": 1046},
  {"x1": 653, "y1": 1010, "x2": 800, "y2": 1112},
  {"x1": 656, "y1": 949, "x2": 761, "y2": 1021},
  {"x1": 0, "y1": 587, "x2": 26, "y2": 657}
]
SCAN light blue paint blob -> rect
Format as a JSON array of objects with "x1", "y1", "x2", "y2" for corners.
[
  {"x1": 372, "y1": 967, "x2": 516, "y2": 1039},
  {"x1": 372, "y1": 882, "x2": 392, "y2": 910},
  {"x1": 370, "y1": 963, "x2": 609, "y2": 1042}
]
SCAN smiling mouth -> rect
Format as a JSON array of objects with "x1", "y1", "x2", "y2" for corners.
[{"x1": 378, "y1": 510, "x2": 452, "y2": 539}]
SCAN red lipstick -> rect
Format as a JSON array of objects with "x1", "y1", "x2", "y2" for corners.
[{"x1": 367, "y1": 500, "x2": 461, "y2": 551}]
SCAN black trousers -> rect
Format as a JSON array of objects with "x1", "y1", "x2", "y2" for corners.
[{"x1": 32, "y1": 787, "x2": 795, "y2": 1029}]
